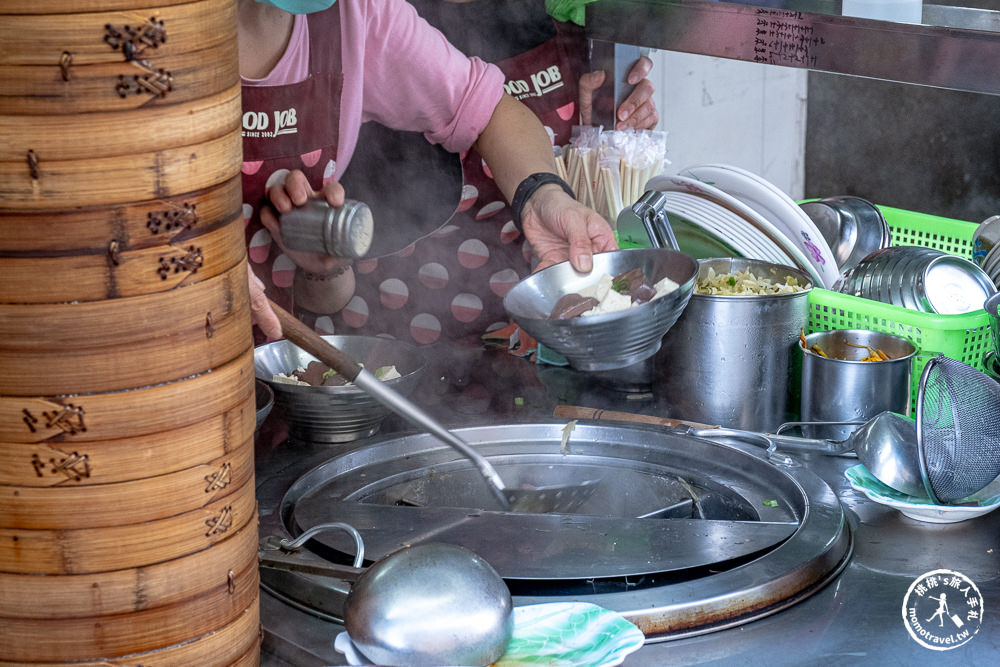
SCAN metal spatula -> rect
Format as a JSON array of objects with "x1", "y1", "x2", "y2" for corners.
[{"x1": 269, "y1": 299, "x2": 599, "y2": 513}]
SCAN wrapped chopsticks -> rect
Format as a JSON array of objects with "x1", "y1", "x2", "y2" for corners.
[{"x1": 555, "y1": 127, "x2": 669, "y2": 227}]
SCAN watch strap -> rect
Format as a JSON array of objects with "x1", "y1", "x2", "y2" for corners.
[{"x1": 510, "y1": 172, "x2": 575, "y2": 231}]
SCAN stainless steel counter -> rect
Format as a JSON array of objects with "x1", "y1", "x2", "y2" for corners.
[{"x1": 257, "y1": 340, "x2": 1000, "y2": 665}]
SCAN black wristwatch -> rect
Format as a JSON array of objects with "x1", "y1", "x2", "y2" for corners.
[{"x1": 510, "y1": 172, "x2": 575, "y2": 231}]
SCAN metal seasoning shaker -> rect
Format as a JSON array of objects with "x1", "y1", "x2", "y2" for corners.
[{"x1": 279, "y1": 199, "x2": 374, "y2": 259}]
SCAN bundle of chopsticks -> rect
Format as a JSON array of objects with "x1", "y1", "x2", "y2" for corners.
[{"x1": 553, "y1": 126, "x2": 669, "y2": 226}]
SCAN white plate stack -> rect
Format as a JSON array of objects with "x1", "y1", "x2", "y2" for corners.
[{"x1": 631, "y1": 164, "x2": 839, "y2": 289}]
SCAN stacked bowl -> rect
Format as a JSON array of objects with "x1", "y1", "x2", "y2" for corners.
[
  {"x1": 0, "y1": 2, "x2": 260, "y2": 664},
  {"x1": 835, "y1": 246, "x2": 997, "y2": 314},
  {"x1": 973, "y1": 215, "x2": 1000, "y2": 287}
]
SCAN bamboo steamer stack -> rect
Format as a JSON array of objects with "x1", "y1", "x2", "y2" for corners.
[{"x1": 0, "y1": 1, "x2": 259, "y2": 664}]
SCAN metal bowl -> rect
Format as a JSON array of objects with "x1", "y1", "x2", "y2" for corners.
[
  {"x1": 255, "y1": 378, "x2": 274, "y2": 432},
  {"x1": 254, "y1": 335, "x2": 425, "y2": 443},
  {"x1": 918, "y1": 254, "x2": 997, "y2": 314},
  {"x1": 986, "y1": 292, "x2": 1000, "y2": 359},
  {"x1": 799, "y1": 196, "x2": 890, "y2": 274},
  {"x1": 503, "y1": 248, "x2": 698, "y2": 371}
]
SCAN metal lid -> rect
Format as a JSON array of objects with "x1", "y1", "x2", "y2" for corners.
[
  {"x1": 280, "y1": 199, "x2": 374, "y2": 259},
  {"x1": 335, "y1": 200, "x2": 374, "y2": 259},
  {"x1": 919, "y1": 255, "x2": 997, "y2": 314}
]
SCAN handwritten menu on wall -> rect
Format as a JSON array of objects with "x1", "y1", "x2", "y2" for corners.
[{"x1": 753, "y1": 9, "x2": 828, "y2": 67}]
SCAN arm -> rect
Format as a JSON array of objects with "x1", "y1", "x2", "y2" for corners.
[{"x1": 473, "y1": 94, "x2": 618, "y2": 273}]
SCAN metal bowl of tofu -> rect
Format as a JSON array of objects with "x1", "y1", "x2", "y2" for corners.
[
  {"x1": 254, "y1": 335, "x2": 425, "y2": 443},
  {"x1": 503, "y1": 248, "x2": 698, "y2": 371}
]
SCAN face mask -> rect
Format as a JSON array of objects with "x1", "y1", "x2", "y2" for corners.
[{"x1": 254, "y1": 0, "x2": 336, "y2": 14}]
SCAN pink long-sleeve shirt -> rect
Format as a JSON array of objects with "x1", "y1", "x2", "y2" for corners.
[{"x1": 242, "y1": 0, "x2": 505, "y2": 181}]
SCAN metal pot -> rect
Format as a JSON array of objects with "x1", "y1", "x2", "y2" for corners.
[{"x1": 655, "y1": 258, "x2": 813, "y2": 431}]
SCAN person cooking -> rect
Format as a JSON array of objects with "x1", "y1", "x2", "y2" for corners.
[
  {"x1": 291, "y1": 0, "x2": 659, "y2": 345},
  {"x1": 240, "y1": 0, "x2": 618, "y2": 341}
]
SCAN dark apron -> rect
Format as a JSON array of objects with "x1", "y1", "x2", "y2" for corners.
[
  {"x1": 241, "y1": 8, "x2": 343, "y2": 342},
  {"x1": 322, "y1": 17, "x2": 584, "y2": 345}
]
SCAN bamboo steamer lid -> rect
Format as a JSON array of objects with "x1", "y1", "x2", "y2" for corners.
[
  {"x1": 0, "y1": 84, "x2": 241, "y2": 162},
  {"x1": 0, "y1": 263, "x2": 250, "y2": 355},
  {"x1": 0, "y1": 473, "x2": 256, "y2": 575},
  {"x1": 0, "y1": 128, "x2": 242, "y2": 210},
  {"x1": 0, "y1": 557, "x2": 258, "y2": 661},
  {"x1": 0, "y1": 346, "x2": 254, "y2": 443},
  {"x1": 0, "y1": 436, "x2": 253, "y2": 529},
  {"x1": 0, "y1": 175, "x2": 241, "y2": 253},
  {"x1": 0, "y1": 399, "x2": 253, "y2": 487},
  {"x1": 0, "y1": 520, "x2": 258, "y2": 618},
  {"x1": 1, "y1": 0, "x2": 204, "y2": 16},
  {"x1": 0, "y1": 41, "x2": 239, "y2": 116},
  {"x1": 0, "y1": 271, "x2": 252, "y2": 394},
  {"x1": 0, "y1": 0, "x2": 236, "y2": 67},
  {"x1": 0, "y1": 602, "x2": 260, "y2": 667},
  {"x1": 0, "y1": 209, "x2": 246, "y2": 303}
]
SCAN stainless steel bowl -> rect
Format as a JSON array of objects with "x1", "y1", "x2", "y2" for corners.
[
  {"x1": 918, "y1": 254, "x2": 997, "y2": 314},
  {"x1": 984, "y1": 350, "x2": 1000, "y2": 383},
  {"x1": 972, "y1": 214, "x2": 1000, "y2": 268},
  {"x1": 254, "y1": 335, "x2": 425, "y2": 443},
  {"x1": 986, "y1": 292, "x2": 1000, "y2": 360},
  {"x1": 836, "y1": 245, "x2": 995, "y2": 313},
  {"x1": 799, "y1": 196, "x2": 890, "y2": 274},
  {"x1": 255, "y1": 378, "x2": 274, "y2": 432},
  {"x1": 503, "y1": 248, "x2": 698, "y2": 371}
]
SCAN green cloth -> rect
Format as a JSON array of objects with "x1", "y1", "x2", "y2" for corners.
[{"x1": 546, "y1": 0, "x2": 599, "y2": 26}]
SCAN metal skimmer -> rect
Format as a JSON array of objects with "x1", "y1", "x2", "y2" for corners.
[{"x1": 917, "y1": 354, "x2": 1000, "y2": 503}]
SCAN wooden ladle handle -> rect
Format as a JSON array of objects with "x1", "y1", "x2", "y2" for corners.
[
  {"x1": 553, "y1": 405, "x2": 719, "y2": 430},
  {"x1": 268, "y1": 298, "x2": 363, "y2": 382}
]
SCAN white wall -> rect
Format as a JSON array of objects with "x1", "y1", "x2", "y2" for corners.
[{"x1": 648, "y1": 51, "x2": 809, "y2": 200}]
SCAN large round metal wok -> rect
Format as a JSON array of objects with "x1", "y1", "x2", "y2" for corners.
[{"x1": 259, "y1": 421, "x2": 851, "y2": 641}]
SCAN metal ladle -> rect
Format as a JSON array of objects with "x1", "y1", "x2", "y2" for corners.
[
  {"x1": 689, "y1": 412, "x2": 924, "y2": 496},
  {"x1": 269, "y1": 299, "x2": 599, "y2": 513},
  {"x1": 259, "y1": 524, "x2": 513, "y2": 666},
  {"x1": 554, "y1": 405, "x2": 922, "y2": 496}
]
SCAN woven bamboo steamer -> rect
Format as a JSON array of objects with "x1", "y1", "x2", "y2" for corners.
[
  {"x1": 0, "y1": 40, "x2": 239, "y2": 116},
  {"x1": 1, "y1": 519, "x2": 257, "y2": 618},
  {"x1": 0, "y1": 127, "x2": 241, "y2": 210},
  {"x1": 0, "y1": 263, "x2": 248, "y2": 352},
  {"x1": 0, "y1": 602, "x2": 259, "y2": 667},
  {"x1": 0, "y1": 345, "x2": 254, "y2": 444},
  {"x1": 0, "y1": 436, "x2": 253, "y2": 530},
  {"x1": 0, "y1": 175, "x2": 241, "y2": 254},
  {"x1": 0, "y1": 84, "x2": 240, "y2": 163},
  {"x1": 0, "y1": 212, "x2": 245, "y2": 305},
  {"x1": 0, "y1": 0, "x2": 235, "y2": 67},
  {"x1": 0, "y1": 554, "x2": 258, "y2": 661},
  {"x1": 0, "y1": 473, "x2": 255, "y2": 575},
  {"x1": 0, "y1": 395, "x2": 253, "y2": 487},
  {"x1": 1, "y1": 0, "x2": 208, "y2": 17},
  {"x1": 0, "y1": 273, "x2": 252, "y2": 396}
]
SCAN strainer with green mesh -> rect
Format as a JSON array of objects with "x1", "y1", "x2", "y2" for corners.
[{"x1": 916, "y1": 354, "x2": 1000, "y2": 504}]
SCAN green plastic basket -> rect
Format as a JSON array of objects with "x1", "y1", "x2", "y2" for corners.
[{"x1": 807, "y1": 205, "x2": 994, "y2": 413}]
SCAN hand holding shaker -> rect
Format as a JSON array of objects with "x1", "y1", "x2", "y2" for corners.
[{"x1": 280, "y1": 199, "x2": 374, "y2": 259}]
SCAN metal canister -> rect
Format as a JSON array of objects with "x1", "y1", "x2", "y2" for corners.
[
  {"x1": 280, "y1": 199, "x2": 374, "y2": 259},
  {"x1": 655, "y1": 257, "x2": 814, "y2": 432}
]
